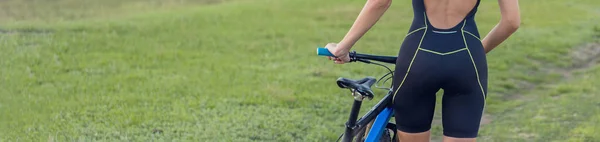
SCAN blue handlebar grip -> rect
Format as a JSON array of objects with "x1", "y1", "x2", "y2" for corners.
[{"x1": 316, "y1": 47, "x2": 335, "y2": 57}]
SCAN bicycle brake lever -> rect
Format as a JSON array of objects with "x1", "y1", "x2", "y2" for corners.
[
  {"x1": 349, "y1": 51, "x2": 372, "y2": 64},
  {"x1": 349, "y1": 51, "x2": 357, "y2": 62}
]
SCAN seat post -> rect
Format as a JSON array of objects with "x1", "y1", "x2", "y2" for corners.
[{"x1": 342, "y1": 98, "x2": 363, "y2": 142}]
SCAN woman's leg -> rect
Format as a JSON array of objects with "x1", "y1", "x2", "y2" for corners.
[
  {"x1": 439, "y1": 50, "x2": 487, "y2": 142},
  {"x1": 397, "y1": 131, "x2": 431, "y2": 142},
  {"x1": 391, "y1": 49, "x2": 441, "y2": 142}
]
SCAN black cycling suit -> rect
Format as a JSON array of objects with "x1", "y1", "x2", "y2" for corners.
[{"x1": 391, "y1": 0, "x2": 487, "y2": 138}]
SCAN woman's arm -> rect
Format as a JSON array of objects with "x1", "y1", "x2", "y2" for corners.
[
  {"x1": 337, "y1": 0, "x2": 393, "y2": 51},
  {"x1": 481, "y1": 0, "x2": 521, "y2": 53},
  {"x1": 326, "y1": 0, "x2": 392, "y2": 64}
]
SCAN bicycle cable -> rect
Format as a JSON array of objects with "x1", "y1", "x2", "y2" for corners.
[
  {"x1": 377, "y1": 71, "x2": 394, "y2": 90},
  {"x1": 365, "y1": 61, "x2": 394, "y2": 90},
  {"x1": 336, "y1": 133, "x2": 343, "y2": 142}
]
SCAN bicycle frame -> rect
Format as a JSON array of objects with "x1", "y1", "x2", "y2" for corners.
[
  {"x1": 340, "y1": 90, "x2": 394, "y2": 142},
  {"x1": 316, "y1": 47, "x2": 399, "y2": 142}
]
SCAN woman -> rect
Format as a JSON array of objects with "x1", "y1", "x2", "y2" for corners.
[{"x1": 323, "y1": 0, "x2": 520, "y2": 141}]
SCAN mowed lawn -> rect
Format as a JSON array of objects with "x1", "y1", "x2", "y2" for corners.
[{"x1": 1, "y1": 0, "x2": 599, "y2": 141}]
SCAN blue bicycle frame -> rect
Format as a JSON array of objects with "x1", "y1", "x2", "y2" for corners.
[
  {"x1": 317, "y1": 47, "x2": 399, "y2": 142},
  {"x1": 365, "y1": 106, "x2": 394, "y2": 141}
]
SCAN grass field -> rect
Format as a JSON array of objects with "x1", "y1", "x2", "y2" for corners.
[{"x1": 1, "y1": 0, "x2": 600, "y2": 141}]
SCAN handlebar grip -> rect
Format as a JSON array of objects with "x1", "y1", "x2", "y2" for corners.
[{"x1": 316, "y1": 47, "x2": 335, "y2": 57}]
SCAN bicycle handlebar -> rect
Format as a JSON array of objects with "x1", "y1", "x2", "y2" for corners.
[{"x1": 316, "y1": 47, "x2": 397, "y2": 64}]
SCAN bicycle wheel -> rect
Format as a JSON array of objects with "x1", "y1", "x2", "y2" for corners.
[
  {"x1": 379, "y1": 128, "x2": 393, "y2": 142},
  {"x1": 346, "y1": 127, "x2": 394, "y2": 142},
  {"x1": 336, "y1": 128, "x2": 366, "y2": 142}
]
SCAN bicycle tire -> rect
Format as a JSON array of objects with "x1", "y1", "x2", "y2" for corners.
[
  {"x1": 342, "y1": 127, "x2": 394, "y2": 142},
  {"x1": 336, "y1": 128, "x2": 365, "y2": 142},
  {"x1": 379, "y1": 128, "x2": 393, "y2": 142}
]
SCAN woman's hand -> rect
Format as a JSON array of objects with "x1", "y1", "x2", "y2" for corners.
[{"x1": 325, "y1": 43, "x2": 351, "y2": 64}]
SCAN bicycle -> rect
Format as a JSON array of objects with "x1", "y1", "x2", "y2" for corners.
[{"x1": 316, "y1": 47, "x2": 400, "y2": 142}]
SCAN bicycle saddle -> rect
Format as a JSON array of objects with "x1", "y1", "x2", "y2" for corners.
[{"x1": 336, "y1": 77, "x2": 377, "y2": 99}]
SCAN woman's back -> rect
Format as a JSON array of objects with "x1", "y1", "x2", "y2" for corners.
[
  {"x1": 424, "y1": 0, "x2": 479, "y2": 29},
  {"x1": 407, "y1": 0, "x2": 481, "y2": 38}
]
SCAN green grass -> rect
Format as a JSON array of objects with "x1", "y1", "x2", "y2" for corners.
[
  {"x1": 1, "y1": 0, "x2": 600, "y2": 141},
  {"x1": 479, "y1": 65, "x2": 600, "y2": 142}
]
